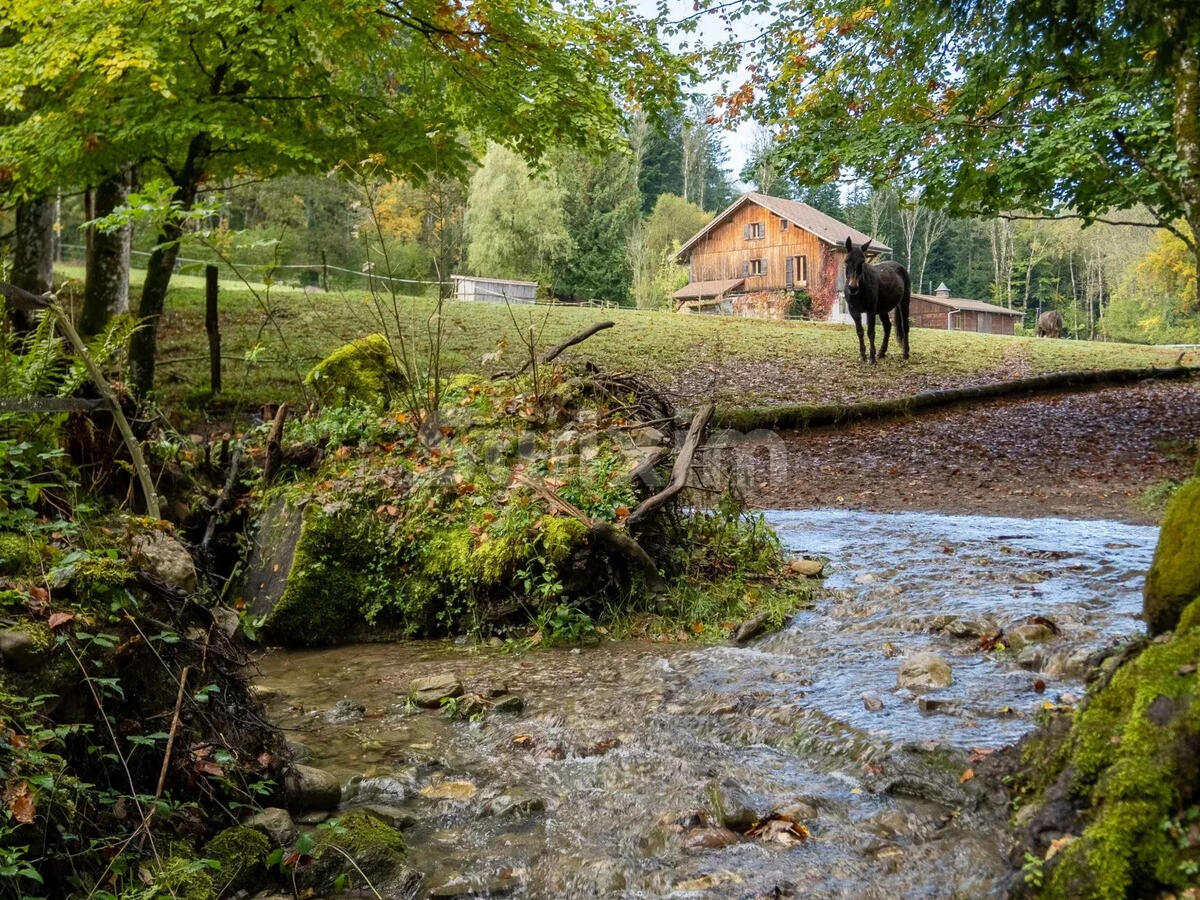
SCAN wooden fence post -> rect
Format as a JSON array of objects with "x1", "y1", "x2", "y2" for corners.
[
  {"x1": 321, "y1": 250, "x2": 329, "y2": 291},
  {"x1": 205, "y1": 264, "x2": 221, "y2": 393}
]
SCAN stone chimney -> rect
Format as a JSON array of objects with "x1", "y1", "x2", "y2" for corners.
[{"x1": 935, "y1": 282, "x2": 951, "y2": 299}]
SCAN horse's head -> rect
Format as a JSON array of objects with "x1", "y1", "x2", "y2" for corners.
[{"x1": 843, "y1": 237, "x2": 872, "y2": 294}]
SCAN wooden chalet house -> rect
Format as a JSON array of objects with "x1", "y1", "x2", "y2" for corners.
[
  {"x1": 673, "y1": 192, "x2": 890, "y2": 321},
  {"x1": 909, "y1": 283, "x2": 1023, "y2": 335}
]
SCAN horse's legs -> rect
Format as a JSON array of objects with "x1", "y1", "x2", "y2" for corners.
[
  {"x1": 879, "y1": 311, "x2": 891, "y2": 358},
  {"x1": 867, "y1": 309, "x2": 878, "y2": 363},
  {"x1": 853, "y1": 311, "x2": 867, "y2": 361}
]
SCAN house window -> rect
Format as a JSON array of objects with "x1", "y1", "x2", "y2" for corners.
[
  {"x1": 780, "y1": 219, "x2": 789, "y2": 232},
  {"x1": 744, "y1": 258, "x2": 767, "y2": 276},
  {"x1": 744, "y1": 221, "x2": 765, "y2": 240},
  {"x1": 795, "y1": 255, "x2": 808, "y2": 285}
]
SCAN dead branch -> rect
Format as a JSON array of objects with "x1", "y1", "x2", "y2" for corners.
[
  {"x1": 628, "y1": 446, "x2": 670, "y2": 491},
  {"x1": 201, "y1": 443, "x2": 242, "y2": 560},
  {"x1": 625, "y1": 404, "x2": 713, "y2": 529},
  {"x1": 493, "y1": 321, "x2": 615, "y2": 379},
  {"x1": 154, "y1": 666, "x2": 191, "y2": 802},
  {"x1": 261, "y1": 403, "x2": 289, "y2": 486},
  {"x1": 514, "y1": 472, "x2": 667, "y2": 593}
]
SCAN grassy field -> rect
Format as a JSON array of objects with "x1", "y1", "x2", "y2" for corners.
[{"x1": 55, "y1": 265, "x2": 1197, "y2": 424}]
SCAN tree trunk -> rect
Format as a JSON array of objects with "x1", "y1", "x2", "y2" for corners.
[
  {"x1": 8, "y1": 197, "x2": 55, "y2": 331},
  {"x1": 80, "y1": 173, "x2": 132, "y2": 336},
  {"x1": 128, "y1": 133, "x2": 209, "y2": 397}
]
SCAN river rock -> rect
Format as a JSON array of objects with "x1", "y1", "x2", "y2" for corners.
[
  {"x1": 707, "y1": 777, "x2": 763, "y2": 832},
  {"x1": 731, "y1": 613, "x2": 767, "y2": 644},
  {"x1": 787, "y1": 557, "x2": 824, "y2": 577},
  {"x1": 631, "y1": 425, "x2": 668, "y2": 447},
  {"x1": 210, "y1": 605, "x2": 240, "y2": 639},
  {"x1": 324, "y1": 699, "x2": 366, "y2": 724},
  {"x1": 944, "y1": 617, "x2": 993, "y2": 639},
  {"x1": 0, "y1": 628, "x2": 43, "y2": 672},
  {"x1": 282, "y1": 764, "x2": 342, "y2": 811},
  {"x1": 1005, "y1": 622, "x2": 1055, "y2": 651},
  {"x1": 357, "y1": 804, "x2": 417, "y2": 829},
  {"x1": 131, "y1": 530, "x2": 198, "y2": 592},
  {"x1": 862, "y1": 693, "x2": 885, "y2": 712},
  {"x1": 896, "y1": 652, "x2": 953, "y2": 690},
  {"x1": 409, "y1": 673, "x2": 464, "y2": 708},
  {"x1": 491, "y1": 694, "x2": 525, "y2": 714},
  {"x1": 683, "y1": 826, "x2": 740, "y2": 851},
  {"x1": 1017, "y1": 646, "x2": 1046, "y2": 670},
  {"x1": 480, "y1": 788, "x2": 546, "y2": 819},
  {"x1": 348, "y1": 773, "x2": 416, "y2": 806},
  {"x1": 245, "y1": 807, "x2": 298, "y2": 848}
]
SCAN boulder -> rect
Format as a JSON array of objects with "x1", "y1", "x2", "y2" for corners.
[
  {"x1": 1143, "y1": 477, "x2": 1200, "y2": 634},
  {"x1": 490, "y1": 694, "x2": 525, "y2": 714},
  {"x1": 630, "y1": 425, "x2": 668, "y2": 447},
  {"x1": 244, "y1": 807, "x2": 298, "y2": 848},
  {"x1": 282, "y1": 764, "x2": 342, "y2": 812},
  {"x1": 304, "y1": 333, "x2": 405, "y2": 407},
  {"x1": 0, "y1": 627, "x2": 45, "y2": 672},
  {"x1": 787, "y1": 558, "x2": 824, "y2": 577},
  {"x1": 707, "y1": 777, "x2": 763, "y2": 832},
  {"x1": 683, "y1": 826, "x2": 740, "y2": 851},
  {"x1": 131, "y1": 531, "x2": 197, "y2": 592},
  {"x1": 409, "y1": 673, "x2": 464, "y2": 708},
  {"x1": 896, "y1": 652, "x2": 953, "y2": 690}
]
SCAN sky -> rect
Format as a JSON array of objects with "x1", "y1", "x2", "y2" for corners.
[{"x1": 636, "y1": 0, "x2": 761, "y2": 184}]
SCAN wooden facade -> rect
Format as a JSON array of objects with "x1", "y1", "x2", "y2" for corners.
[
  {"x1": 909, "y1": 290, "x2": 1022, "y2": 335},
  {"x1": 674, "y1": 193, "x2": 888, "y2": 321}
]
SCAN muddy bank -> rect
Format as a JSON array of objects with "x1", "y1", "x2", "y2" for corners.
[{"x1": 736, "y1": 379, "x2": 1200, "y2": 523}]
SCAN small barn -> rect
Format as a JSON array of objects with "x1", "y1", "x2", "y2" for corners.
[
  {"x1": 910, "y1": 283, "x2": 1023, "y2": 335},
  {"x1": 451, "y1": 275, "x2": 538, "y2": 304}
]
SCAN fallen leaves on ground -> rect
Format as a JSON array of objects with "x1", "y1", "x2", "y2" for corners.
[{"x1": 746, "y1": 812, "x2": 810, "y2": 845}]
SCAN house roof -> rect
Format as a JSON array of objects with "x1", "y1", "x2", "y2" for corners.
[
  {"x1": 675, "y1": 192, "x2": 891, "y2": 261},
  {"x1": 672, "y1": 277, "x2": 745, "y2": 300},
  {"x1": 912, "y1": 292, "x2": 1023, "y2": 316},
  {"x1": 450, "y1": 274, "x2": 538, "y2": 287}
]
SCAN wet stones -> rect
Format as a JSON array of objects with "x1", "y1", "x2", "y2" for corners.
[
  {"x1": 731, "y1": 613, "x2": 767, "y2": 644},
  {"x1": 282, "y1": 764, "x2": 342, "y2": 811},
  {"x1": 244, "y1": 807, "x2": 298, "y2": 848},
  {"x1": 896, "y1": 652, "x2": 953, "y2": 690},
  {"x1": 0, "y1": 628, "x2": 43, "y2": 672},
  {"x1": 786, "y1": 557, "x2": 824, "y2": 577},
  {"x1": 684, "y1": 826, "x2": 740, "y2": 851},
  {"x1": 490, "y1": 694, "x2": 525, "y2": 714},
  {"x1": 1005, "y1": 622, "x2": 1055, "y2": 652},
  {"x1": 706, "y1": 777, "x2": 763, "y2": 832},
  {"x1": 324, "y1": 699, "x2": 366, "y2": 724},
  {"x1": 862, "y1": 693, "x2": 885, "y2": 712},
  {"x1": 130, "y1": 530, "x2": 198, "y2": 592},
  {"x1": 409, "y1": 673, "x2": 464, "y2": 708}
]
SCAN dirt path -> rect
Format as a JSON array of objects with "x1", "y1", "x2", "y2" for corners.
[{"x1": 735, "y1": 379, "x2": 1200, "y2": 524}]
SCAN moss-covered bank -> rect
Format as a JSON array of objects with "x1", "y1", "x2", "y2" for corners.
[{"x1": 1011, "y1": 473, "x2": 1200, "y2": 898}]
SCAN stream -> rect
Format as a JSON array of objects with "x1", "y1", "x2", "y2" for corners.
[{"x1": 256, "y1": 509, "x2": 1158, "y2": 899}]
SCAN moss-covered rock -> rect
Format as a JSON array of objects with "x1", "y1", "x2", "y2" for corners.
[
  {"x1": 300, "y1": 810, "x2": 418, "y2": 895},
  {"x1": 146, "y1": 852, "x2": 216, "y2": 900},
  {"x1": 305, "y1": 333, "x2": 404, "y2": 407},
  {"x1": 70, "y1": 555, "x2": 135, "y2": 606},
  {"x1": 0, "y1": 532, "x2": 45, "y2": 576},
  {"x1": 1144, "y1": 476, "x2": 1200, "y2": 634},
  {"x1": 204, "y1": 825, "x2": 270, "y2": 894},
  {"x1": 1016, "y1": 597, "x2": 1200, "y2": 898}
]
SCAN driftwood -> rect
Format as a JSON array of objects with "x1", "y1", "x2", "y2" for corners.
[
  {"x1": 713, "y1": 365, "x2": 1200, "y2": 433},
  {"x1": 261, "y1": 403, "x2": 289, "y2": 486},
  {"x1": 494, "y1": 321, "x2": 615, "y2": 379},
  {"x1": 625, "y1": 403, "x2": 714, "y2": 529}
]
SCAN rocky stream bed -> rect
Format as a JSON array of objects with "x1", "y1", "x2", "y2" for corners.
[{"x1": 250, "y1": 508, "x2": 1157, "y2": 899}]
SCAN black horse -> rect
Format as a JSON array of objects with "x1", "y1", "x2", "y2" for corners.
[{"x1": 843, "y1": 237, "x2": 911, "y2": 363}]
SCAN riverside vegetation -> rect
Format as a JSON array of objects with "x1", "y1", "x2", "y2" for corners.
[{"x1": 0, "y1": 316, "x2": 817, "y2": 898}]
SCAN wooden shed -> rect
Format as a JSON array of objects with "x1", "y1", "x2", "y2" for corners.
[
  {"x1": 673, "y1": 192, "x2": 889, "y2": 321},
  {"x1": 909, "y1": 283, "x2": 1023, "y2": 334},
  {"x1": 451, "y1": 275, "x2": 538, "y2": 304}
]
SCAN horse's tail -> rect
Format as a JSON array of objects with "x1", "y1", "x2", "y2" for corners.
[{"x1": 899, "y1": 266, "x2": 912, "y2": 354}]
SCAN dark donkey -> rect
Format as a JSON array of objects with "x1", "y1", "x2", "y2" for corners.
[{"x1": 843, "y1": 237, "x2": 911, "y2": 362}]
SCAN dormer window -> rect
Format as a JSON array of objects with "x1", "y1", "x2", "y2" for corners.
[{"x1": 744, "y1": 222, "x2": 765, "y2": 240}]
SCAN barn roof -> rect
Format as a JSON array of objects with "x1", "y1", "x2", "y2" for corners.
[
  {"x1": 675, "y1": 192, "x2": 891, "y2": 261},
  {"x1": 672, "y1": 277, "x2": 745, "y2": 300},
  {"x1": 450, "y1": 274, "x2": 538, "y2": 288},
  {"x1": 912, "y1": 292, "x2": 1023, "y2": 316}
]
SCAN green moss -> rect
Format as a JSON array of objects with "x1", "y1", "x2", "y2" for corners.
[
  {"x1": 145, "y1": 853, "x2": 216, "y2": 900},
  {"x1": 6, "y1": 621, "x2": 52, "y2": 652},
  {"x1": 1037, "y1": 622, "x2": 1200, "y2": 898},
  {"x1": 1176, "y1": 595, "x2": 1200, "y2": 634},
  {"x1": 0, "y1": 532, "x2": 45, "y2": 577},
  {"x1": 1143, "y1": 476, "x2": 1200, "y2": 634},
  {"x1": 305, "y1": 333, "x2": 403, "y2": 407},
  {"x1": 70, "y1": 556, "x2": 134, "y2": 606},
  {"x1": 301, "y1": 810, "x2": 409, "y2": 893},
  {"x1": 204, "y1": 825, "x2": 269, "y2": 894}
]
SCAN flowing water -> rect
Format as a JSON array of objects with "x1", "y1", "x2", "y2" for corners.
[{"x1": 256, "y1": 509, "x2": 1158, "y2": 899}]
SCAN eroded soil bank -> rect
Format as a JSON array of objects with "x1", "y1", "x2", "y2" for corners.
[{"x1": 733, "y1": 379, "x2": 1200, "y2": 523}]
